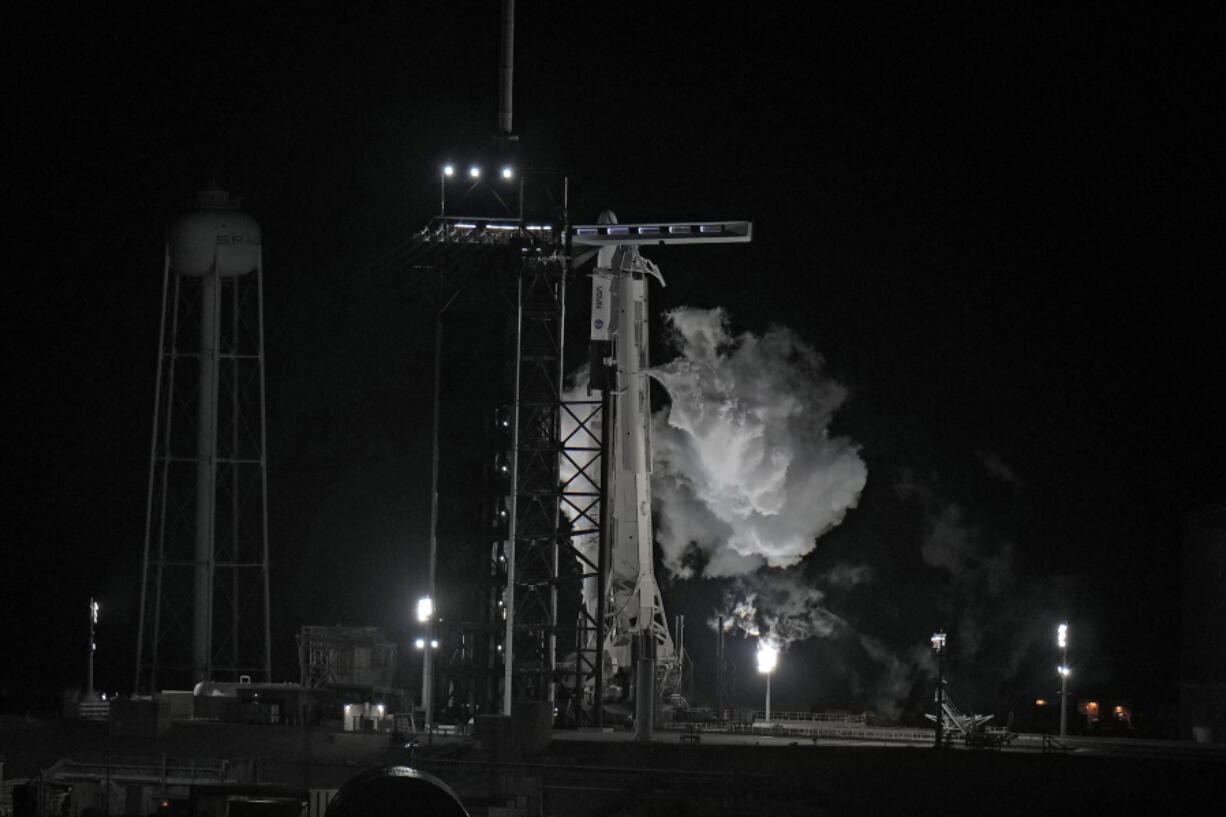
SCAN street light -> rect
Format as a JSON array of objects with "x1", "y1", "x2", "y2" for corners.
[
  {"x1": 931, "y1": 631, "x2": 947, "y2": 749},
  {"x1": 1057, "y1": 623, "x2": 1070, "y2": 737},
  {"x1": 1058, "y1": 664, "x2": 1072, "y2": 737},
  {"x1": 88, "y1": 598, "x2": 99, "y2": 700},
  {"x1": 417, "y1": 595, "x2": 435, "y2": 734},
  {"x1": 757, "y1": 640, "x2": 778, "y2": 724}
]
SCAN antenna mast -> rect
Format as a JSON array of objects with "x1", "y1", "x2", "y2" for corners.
[{"x1": 498, "y1": 0, "x2": 515, "y2": 138}]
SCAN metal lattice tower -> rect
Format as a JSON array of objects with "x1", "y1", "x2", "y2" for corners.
[
  {"x1": 135, "y1": 189, "x2": 271, "y2": 693},
  {"x1": 501, "y1": 248, "x2": 605, "y2": 721}
]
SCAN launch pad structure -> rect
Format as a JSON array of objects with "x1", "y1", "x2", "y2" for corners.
[
  {"x1": 128, "y1": 2, "x2": 750, "y2": 732},
  {"x1": 409, "y1": 196, "x2": 751, "y2": 733},
  {"x1": 401, "y1": 1, "x2": 752, "y2": 735}
]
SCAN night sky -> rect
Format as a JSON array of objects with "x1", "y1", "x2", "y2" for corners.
[{"x1": 7, "y1": 2, "x2": 1222, "y2": 726}]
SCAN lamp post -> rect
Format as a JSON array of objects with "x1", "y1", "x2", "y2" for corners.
[
  {"x1": 417, "y1": 596, "x2": 435, "y2": 732},
  {"x1": 757, "y1": 640, "x2": 778, "y2": 724},
  {"x1": 1057, "y1": 623, "x2": 1069, "y2": 737},
  {"x1": 931, "y1": 631, "x2": 947, "y2": 749},
  {"x1": 88, "y1": 598, "x2": 99, "y2": 700}
]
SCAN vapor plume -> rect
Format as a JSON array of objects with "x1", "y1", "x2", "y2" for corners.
[
  {"x1": 651, "y1": 307, "x2": 868, "y2": 577},
  {"x1": 714, "y1": 569, "x2": 849, "y2": 649}
]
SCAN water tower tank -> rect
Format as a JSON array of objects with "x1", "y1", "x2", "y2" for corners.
[{"x1": 168, "y1": 188, "x2": 261, "y2": 276}]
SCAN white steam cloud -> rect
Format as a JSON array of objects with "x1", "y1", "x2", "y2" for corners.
[
  {"x1": 651, "y1": 307, "x2": 868, "y2": 577},
  {"x1": 714, "y1": 570, "x2": 849, "y2": 648}
]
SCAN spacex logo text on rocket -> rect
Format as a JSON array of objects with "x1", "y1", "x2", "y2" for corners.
[{"x1": 590, "y1": 272, "x2": 612, "y2": 341}]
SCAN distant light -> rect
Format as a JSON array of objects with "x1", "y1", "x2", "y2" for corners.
[
  {"x1": 1057, "y1": 623, "x2": 1068, "y2": 649},
  {"x1": 931, "y1": 632, "x2": 946, "y2": 652},
  {"x1": 415, "y1": 637, "x2": 425, "y2": 649},
  {"x1": 430, "y1": 639, "x2": 439, "y2": 649},
  {"x1": 90, "y1": 599, "x2": 99, "y2": 624},
  {"x1": 757, "y1": 641, "x2": 778, "y2": 674},
  {"x1": 469, "y1": 165, "x2": 481, "y2": 179},
  {"x1": 501, "y1": 166, "x2": 513, "y2": 179},
  {"x1": 442, "y1": 164, "x2": 455, "y2": 177},
  {"x1": 1035, "y1": 698, "x2": 1047, "y2": 706},
  {"x1": 376, "y1": 703, "x2": 385, "y2": 716},
  {"x1": 417, "y1": 595, "x2": 434, "y2": 622},
  {"x1": 1058, "y1": 665, "x2": 1071, "y2": 677}
]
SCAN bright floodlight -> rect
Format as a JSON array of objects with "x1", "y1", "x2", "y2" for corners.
[
  {"x1": 442, "y1": 164, "x2": 455, "y2": 177},
  {"x1": 757, "y1": 641, "x2": 778, "y2": 674},
  {"x1": 414, "y1": 637, "x2": 425, "y2": 649},
  {"x1": 1058, "y1": 665, "x2": 1071, "y2": 677},
  {"x1": 90, "y1": 599, "x2": 99, "y2": 624},
  {"x1": 501, "y1": 166, "x2": 513, "y2": 179},
  {"x1": 468, "y1": 165, "x2": 481, "y2": 179},
  {"x1": 931, "y1": 632, "x2": 946, "y2": 652},
  {"x1": 416, "y1": 595, "x2": 434, "y2": 623},
  {"x1": 1057, "y1": 623, "x2": 1068, "y2": 649}
]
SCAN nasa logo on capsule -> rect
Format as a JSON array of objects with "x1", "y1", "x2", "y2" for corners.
[{"x1": 594, "y1": 319, "x2": 605, "y2": 330}]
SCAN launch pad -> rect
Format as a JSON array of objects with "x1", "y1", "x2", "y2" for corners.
[{"x1": 410, "y1": 187, "x2": 752, "y2": 734}]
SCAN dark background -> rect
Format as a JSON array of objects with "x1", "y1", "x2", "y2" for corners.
[{"x1": 5, "y1": 2, "x2": 1222, "y2": 727}]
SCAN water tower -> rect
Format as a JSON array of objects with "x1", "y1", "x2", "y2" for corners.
[{"x1": 135, "y1": 188, "x2": 271, "y2": 692}]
